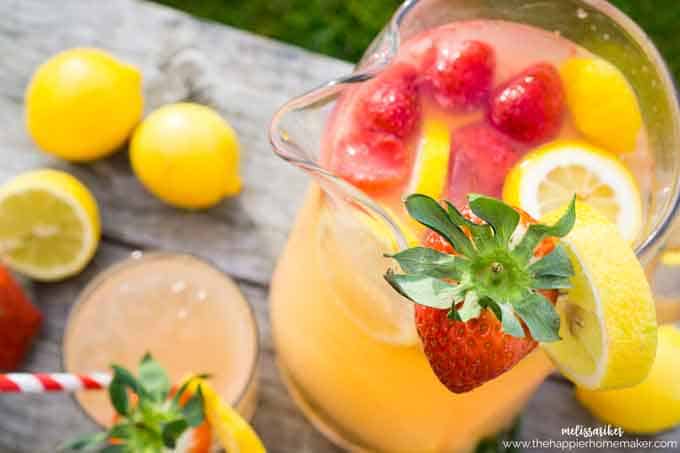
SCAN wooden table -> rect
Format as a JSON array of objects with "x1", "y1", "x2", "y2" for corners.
[{"x1": 0, "y1": 1, "x2": 678, "y2": 452}]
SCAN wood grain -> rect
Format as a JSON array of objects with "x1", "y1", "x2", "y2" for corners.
[{"x1": 0, "y1": 0, "x2": 677, "y2": 452}]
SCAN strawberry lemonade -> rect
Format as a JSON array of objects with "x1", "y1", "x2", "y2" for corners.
[
  {"x1": 63, "y1": 253, "x2": 259, "y2": 428},
  {"x1": 271, "y1": 18, "x2": 661, "y2": 453}
]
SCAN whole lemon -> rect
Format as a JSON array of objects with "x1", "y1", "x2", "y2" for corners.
[
  {"x1": 130, "y1": 103, "x2": 242, "y2": 209},
  {"x1": 25, "y1": 48, "x2": 143, "y2": 162},
  {"x1": 576, "y1": 325, "x2": 680, "y2": 434}
]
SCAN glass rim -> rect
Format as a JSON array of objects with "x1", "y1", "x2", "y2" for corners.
[
  {"x1": 60, "y1": 250, "x2": 260, "y2": 427},
  {"x1": 270, "y1": 0, "x2": 680, "y2": 259}
]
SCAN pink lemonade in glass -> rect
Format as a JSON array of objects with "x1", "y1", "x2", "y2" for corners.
[{"x1": 270, "y1": 2, "x2": 680, "y2": 451}]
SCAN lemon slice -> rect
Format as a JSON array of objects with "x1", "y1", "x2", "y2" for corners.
[
  {"x1": 186, "y1": 379, "x2": 265, "y2": 453},
  {"x1": 0, "y1": 169, "x2": 100, "y2": 281},
  {"x1": 503, "y1": 141, "x2": 642, "y2": 243},
  {"x1": 540, "y1": 202, "x2": 657, "y2": 390},
  {"x1": 408, "y1": 116, "x2": 451, "y2": 200},
  {"x1": 576, "y1": 325, "x2": 680, "y2": 434}
]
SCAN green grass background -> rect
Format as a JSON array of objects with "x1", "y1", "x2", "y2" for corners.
[{"x1": 153, "y1": 0, "x2": 679, "y2": 82}]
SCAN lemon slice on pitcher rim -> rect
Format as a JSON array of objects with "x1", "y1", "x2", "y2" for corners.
[
  {"x1": 503, "y1": 141, "x2": 642, "y2": 243},
  {"x1": 541, "y1": 202, "x2": 657, "y2": 390},
  {"x1": 0, "y1": 169, "x2": 100, "y2": 281}
]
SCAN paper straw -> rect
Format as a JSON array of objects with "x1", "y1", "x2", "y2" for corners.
[{"x1": 0, "y1": 373, "x2": 111, "y2": 393}]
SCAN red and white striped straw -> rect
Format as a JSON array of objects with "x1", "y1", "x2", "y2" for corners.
[{"x1": 0, "y1": 373, "x2": 111, "y2": 393}]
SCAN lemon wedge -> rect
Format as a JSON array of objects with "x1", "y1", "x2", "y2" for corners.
[
  {"x1": 503, "y1": 141, "x2": 642, "y2": 243},
  {"x1": 186, "y1": 379, "x2": 265, "y2": 453},
  {"x1": 408, "y1": 116, "x2": 451, "y2": 200},
  {"x1": 0, "y1": 169, "x2": 100, "y2": 281},
  {"x1": 576, "y1": 325, "x2": 680, "y2": 434},
  {"x1": 560, "y1": 57, "x2": 642, "y2": 153},
  {"x1": 540, "y1": 202, "x2": 657, "y2": 390}
]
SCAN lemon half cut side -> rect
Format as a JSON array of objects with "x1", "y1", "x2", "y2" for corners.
[
  {"x1": 503, "y1": 141, "x2": 643, "y2": 243},
  {"x1": 0, "y1": 169, "x2": 100, "y2": 281}
]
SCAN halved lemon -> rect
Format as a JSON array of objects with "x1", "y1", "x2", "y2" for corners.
[
  {"x1": 407, "y1": 116, "x2": 451, "y2": 200},
  {"x1": 540, "y1": 202, "x2": 657, "y2": 390},
  {"x1": 503, "y1": 141, "x2": 642, "y2": 243},
  {"x1": 0, "y1": 169, "x2": 100, "y2": 281},
  {"x1": 186, "y1": 379, "x2": 265, "y2": 453}
]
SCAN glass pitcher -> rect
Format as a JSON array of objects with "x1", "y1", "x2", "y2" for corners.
[{"x1": 269, "y1": 0, "x2": 680, "y2": 451}]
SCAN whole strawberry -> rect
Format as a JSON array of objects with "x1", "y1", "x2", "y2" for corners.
[
  {"x1": 489, "y1": 63, "x2": 565, "y2": 144},
  {"x1": 0, "y1": 265, "x2": 42, "y2": 371},
  {"x1": 357, "y1": 63, "x2": 420, "y2": 138},
  {"x1": 386, "y1": 194, "x2": 575, "y2": 393}
]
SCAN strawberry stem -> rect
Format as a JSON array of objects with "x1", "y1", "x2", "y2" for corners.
[{"x1": 385, "y1": 194, "x2": 575, "y2": 342}]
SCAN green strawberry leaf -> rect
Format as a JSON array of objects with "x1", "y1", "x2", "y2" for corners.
[
  {"x1": 513, "y1": 197, "x2": 576, "y2": 262},
  {"x1": 498, "y1": 303, "x2": 526, "y2": 338},
  {"x1": 468, "y1": 194, "x2": 520, "y2": 247},
  {"x1": 100, "y1": 444, "x2": 127, "y2": 453},
  {"x1": 405, "y1": 194, "x2": 475, "y2": 257},
  {"x1": 139, "y1": 353, "x2": 171, "y2": 402},
  {"x1": 161, "y1": 419, "x2": 190, "y2": 448},
  {"x1": 529, "y1": 244, "x2": 573, "y2": 278},
  {"x1": 387, "y1": 247, "x2": 467, "y2": 279},
  {"x1": 445, "y1": 201, "x2": 493, "y2": 248},
  {"x1": 108, "y1": 373, "x2": 129, "y2": 417},
  {"x1": 182, "y1": 385, "x2": 205, "y2": 427},
  {"x1": 514, "y1": 293, "x2": 561, "y2": 342},
  {"x1": 59, "y1": 432, "x2": 108, "y2": 451},
  {"x1": 385, "y1": 270, "x2": 465, "y2": 310}
]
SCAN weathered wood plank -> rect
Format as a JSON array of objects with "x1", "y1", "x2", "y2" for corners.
[{"x1": 0, "y1": 0, "x2": 351, "y2": 286}]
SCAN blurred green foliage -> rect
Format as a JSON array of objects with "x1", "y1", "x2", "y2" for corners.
[{"x1": 154, "y1": 0, "x2": 679, "y2": 81}]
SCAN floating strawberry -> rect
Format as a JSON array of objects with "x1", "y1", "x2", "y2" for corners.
[
  {"x1": 446, "y1": 122, "x2": 521, "y2": 208},
  {"x1": 0, "y1": 265, "x2": 42, "y2": 371},
  {"x1": 385, "y1": 194, "x2": 575, "y2": 393},
  {"x1": 330, "y1": 131, "x2": 410, "y2": 193},
  {"x1": 357, "y1": 63, "x2": 420, "y2": 138},
  {"x1": 489, "y1": 63, "x2": 565, "y2": 143},
  {"x1": 420, "y1": 40, "x2": 495, "y2": 110}
]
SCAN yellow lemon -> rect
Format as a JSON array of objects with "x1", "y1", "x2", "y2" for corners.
[
  {"x1": 560, "y1": 57, "x2": 642, "y2": 153},
  {"x1": 576, "y1": 325, "x2": 680, "y2": 434},
  {"x1": 408, "y1": 116, "x2": 451, "y2": 201},
  {"x1": 541, "y1": 202, "x2": 657, "y2": 390},
  {"x1": 0, "y1": 169, "x2": 100, "y2": 281},
  {"x1": 503, "y1": 141, "x2": 642, "y2": 243},
  {"x1": 186, "y1": 378, "x2": 265, "y2": 453},
  {"x1": 130, "y1": 103, "x2": 242, "y2": 210},
  {"x1": 25, "y1": 48, "x2": 143, "y2": 161}
]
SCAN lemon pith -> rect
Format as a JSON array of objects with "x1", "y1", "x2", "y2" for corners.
[
  {"x1": 408, "y1": 116, "x2": 451, "y2": 200},
  {"x1": 503, "y1": 141, "x2": 642, "y2": 243},
  {"x1": 25, "y1": 48, "x2": 143, "y2": 161},
  {"x1": 0, "y1": 169, "x2": 100, "y2": 281},
  {"x1": 540, "y1": 202, "x2": 657, "y2": 390},
  {"x1": 576, "y1": 325, "x2": 680, "y2": 434}
]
